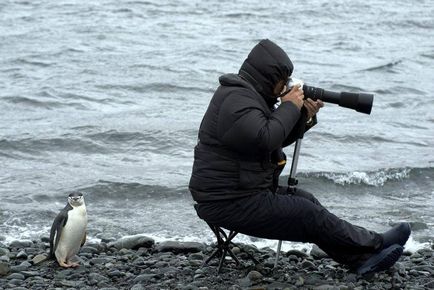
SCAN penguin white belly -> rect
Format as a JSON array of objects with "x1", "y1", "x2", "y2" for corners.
[{"x1": 55, "y1": 206, "x2": 87, "y2": 261}]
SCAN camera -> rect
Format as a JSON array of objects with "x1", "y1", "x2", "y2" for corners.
[{"x1": 287, "y1": 78, "x2": 374, "y2": 114}]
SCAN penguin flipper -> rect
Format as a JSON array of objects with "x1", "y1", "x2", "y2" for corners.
[
  {"x1": 81, "y1": 231, "x2": 86, "y2": 247},
  {"x1": 49, "y1": 204, "x2": 72, "y2": 258}
]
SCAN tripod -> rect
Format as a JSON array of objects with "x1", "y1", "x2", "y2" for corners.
[{"x1": 273, "y1": 111, "x2": 308, "y2": 269}]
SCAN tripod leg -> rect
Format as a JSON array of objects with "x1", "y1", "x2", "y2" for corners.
[{"x1": 274, "y1": 240, "x2": 282, "y2": 268}]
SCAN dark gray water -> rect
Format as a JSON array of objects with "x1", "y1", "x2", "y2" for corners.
[{"x1": 1, "y1": 0, "x2": 433, "y2": 251}]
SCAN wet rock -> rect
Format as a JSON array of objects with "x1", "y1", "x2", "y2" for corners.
[
  {"x1": 16, "y1": 250, "x2": 27, "y2": 259},
  {"x1": 133, "y1": 273, "x2": 158, "y2": 283},
  {"x1": 32, "y1": 254, "x2": 48, "y2": 265},
  {"x1": 109, "y1": 234, "x2": 155, "y2": 250},
  {"x1": 189, "y1": 253, "x2": 205, "y2": 261},
  {"x1": 285, "y1": 249, "x2": 309, "y2": 258},
  {"x1": 0, "y1": 262, "x2": 10, "y2": 276},
  {"x1": 423, "y1": 280, "x2": 434, "y2": 288},
  {"x1": 0, "y1": 237, "x2": 432, "y2": 289},
  {"x1": 0, "y1": 248, "x2": 10, "y2": 256},
  {"x1": 301, "y1": 259, "x2": 317, "y2": 270},
  {"x1": 7, "y1": 272, "x2": 25, "y2": 280},
  {"x1": 247, "y1": 270, "x2": 263, "y2": 281},
  {"x1": 313, "y1": 285, "x2": 340, "y2": 290},
  {"x1": 295, "y1": 276, "x2": 305, "y2": 287},
  {"x1": 156, "y1": 241, "x2": 204, "y2": 254},
  {"x1": 310, "y1": 245, "x2": 328, "y2": 259},
  {"x1": 80, "y1": 245, "x2": 100, "y2": 255},
  {"x1": 9, "y1": 240, "x2": 33, "y2": 249},
  {"x1": 10, "y1": 261, "x2": 31, "y2": 272}
]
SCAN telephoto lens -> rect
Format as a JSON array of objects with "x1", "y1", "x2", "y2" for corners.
[{"x1": 287, "y1": 78, "x2": 374, "y2": 114}]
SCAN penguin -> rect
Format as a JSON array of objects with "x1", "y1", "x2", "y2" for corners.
[{"x1": 49, "y1": 192, "x2": 87, "y2": 268}]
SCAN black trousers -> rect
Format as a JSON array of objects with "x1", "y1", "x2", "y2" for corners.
[{"x1": 196, "y1": 187, "x2": 383, "y2": 267}]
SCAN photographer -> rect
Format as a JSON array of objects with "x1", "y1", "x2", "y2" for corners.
[{"x1": 189, "y1": 39, "x2": 410, "y2": 275}]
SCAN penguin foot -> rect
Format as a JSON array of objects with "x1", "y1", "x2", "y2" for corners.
[
  {"x1": 68, "y1": 262, "x2": 80, "y2": 268},
  {"x1": 58, "y1": 260, "x2": 72, "y2": 268}
]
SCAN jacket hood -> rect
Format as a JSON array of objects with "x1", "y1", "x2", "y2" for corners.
[
  {"x1": 218, "y1": 73, "x2": 273, "y2": 109},
  {"x1": 238, "y1": 39, "x2": 293, "y2": 101},
  {"x1": 219, "y1": 73, "x2": 250, "y2": 87}
]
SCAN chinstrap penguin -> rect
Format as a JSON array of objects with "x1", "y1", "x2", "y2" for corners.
[{"x1": 49, "y1": 192, "x2": 87, "y2": 268}]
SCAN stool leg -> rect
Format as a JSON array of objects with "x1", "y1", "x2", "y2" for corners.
[
  {"x1": 227, "y1": 248, "x2": 240, "y2": 265},
  {"x1": 224, "y1": 231, "x2": 240, "y2": 266},
  {"x1": 204, "y1": 248, "x2": 221, "y2": 266},
  {"x1": 217, "y1": 248, "x2": 227, "y2": 273},
  {"x1": 203, "y1": 224, "x2": 247, "y2": 273}
]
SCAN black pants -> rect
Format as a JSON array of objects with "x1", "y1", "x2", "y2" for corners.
[{"x1": 195, "y1": 187, "x2": 383, "y2": 267}]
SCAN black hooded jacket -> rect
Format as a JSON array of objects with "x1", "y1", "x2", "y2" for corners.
[{"x1": 189, "y1": 40, "x2": 313, "y2": 202}]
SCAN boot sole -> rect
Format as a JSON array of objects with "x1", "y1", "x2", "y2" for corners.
[{"x1": 356, "y1": 244, "x2": 403, "y2": 276}]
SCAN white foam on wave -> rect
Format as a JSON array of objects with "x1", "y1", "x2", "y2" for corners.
[
  {"x1": 1, "y1": 225, "x2": 50, "y2": 245},
  {"x1": 318, "y1": 167, "x2": 411, "y2": 186},
  {"x1": 136, "y1": 232, "x2": 432, "y2": 257},
  {"x1": 404, "y1": 235, "x2": 430, "y2": 254}
]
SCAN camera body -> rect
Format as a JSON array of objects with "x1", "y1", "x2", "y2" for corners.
[{"x1": 287, "y1": 77, "x2": 305, "y2": 89}]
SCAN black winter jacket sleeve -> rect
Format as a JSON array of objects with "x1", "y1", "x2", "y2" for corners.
[{"x1": 217, "y1": 89, "x2": 301, "y2": 154}]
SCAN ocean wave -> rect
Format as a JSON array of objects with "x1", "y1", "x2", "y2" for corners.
[
  {"x1": 403, "y1": 19, "x2": 434, "y2": 29},
  {"x1": 0, "y1": 128, "x2": 196, "y2": 159},
  {"x1": 83, "y1": 128, "x2": 195, "y2": 155},
  {"x1": 301, "y1": 167, "x2": 433, "y2": 187},
  {"x1": 1, "y1": 96, "x2": 88, "y2": 110},
  {"x1": 360, "y1": 60, "x2": 402, "y2": 73},
  {"x1": 421, "y1": 52, "x2": 434, "y2": 60},
  {"x1": 78, "y1": 180, "x2": 187, "y2": 201},
  {"x1": 0, "y1": 137, "x2": 110, "y2": 156},
  {"x1": 13, "y1": 58, "x2": 54, "y2": 68},
  {"x1": 85, "y1": 130, "x2": 149, "y2": 143},
  {"x1": 95, "y1": 83, "x2": 213, "y2": 95}
]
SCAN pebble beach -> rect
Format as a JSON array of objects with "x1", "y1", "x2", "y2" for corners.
[{"x1": 1, "y1": 235, "x2": 433, "y2": 290}]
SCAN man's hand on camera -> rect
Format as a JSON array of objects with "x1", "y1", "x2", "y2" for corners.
[
  {"x1": 281, "y1": 84, "x2": 304, "y2": 110},
  {"x1": 304, "y1": 98, "x2": 324, "y2": 119}
]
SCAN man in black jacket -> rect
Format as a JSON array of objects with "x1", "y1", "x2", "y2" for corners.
[{"x1": 189, "y1": 39, "x2": 410, "y2": 275}]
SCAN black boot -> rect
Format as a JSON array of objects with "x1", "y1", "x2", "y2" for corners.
[
  {"x1": 381, "y1": 223, "x2": 411, "y2": 248},
  {"x1": 356, "y1": 244, "x2": 403, "y2": 276}
]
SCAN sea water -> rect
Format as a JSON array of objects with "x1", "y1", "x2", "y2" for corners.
[{"x1": 0, "y1": 0, "x2": 433, "y2": 253}]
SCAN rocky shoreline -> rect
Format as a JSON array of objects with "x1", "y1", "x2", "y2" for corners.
[{"x1": 1, "y1": 235, "x2": 433, "y2": 290}]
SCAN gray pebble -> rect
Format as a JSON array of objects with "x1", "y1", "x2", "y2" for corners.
[
  {"x1": 247, "y1": 270, "x2": 263, "y2": 281},
  {"x1": 9, "y1": 241, "x2": 33, "y2": 249},
  {"x1": 301, "y1": 259, "x2": 317, "y2": 270},
  {"x1": 80, "y1": 246, "x2": 99, "y2": 255},
  {"x1": 0, "y1": 248, "x2": 10, "y2": 256},
  {"x1": 16, "y1": 250, "x2": 27, "y2": 259},
  {"x1": 7, "y1": 273, "x2": 25, "y2": 280},
  {"x1": 0, "y1": 238, "x2": 431, "y2": 289},
  {"x1": 0, "y1": 262, "x2": 9, "y2": 276},
  {"x1": 31, "y1": 254, "x2": 48, "y2": 265},
  {"x1": 133, "y1": 274, "x2": 157, "y2": 283}
]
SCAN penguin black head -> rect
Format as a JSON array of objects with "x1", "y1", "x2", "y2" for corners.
[{"x1": 68, "y1": 192, "x2": 85, "y2": 207}]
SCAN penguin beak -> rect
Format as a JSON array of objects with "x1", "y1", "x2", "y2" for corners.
[{"x1": 69, "y1": 196, "x2": 83, "y2": 205}]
